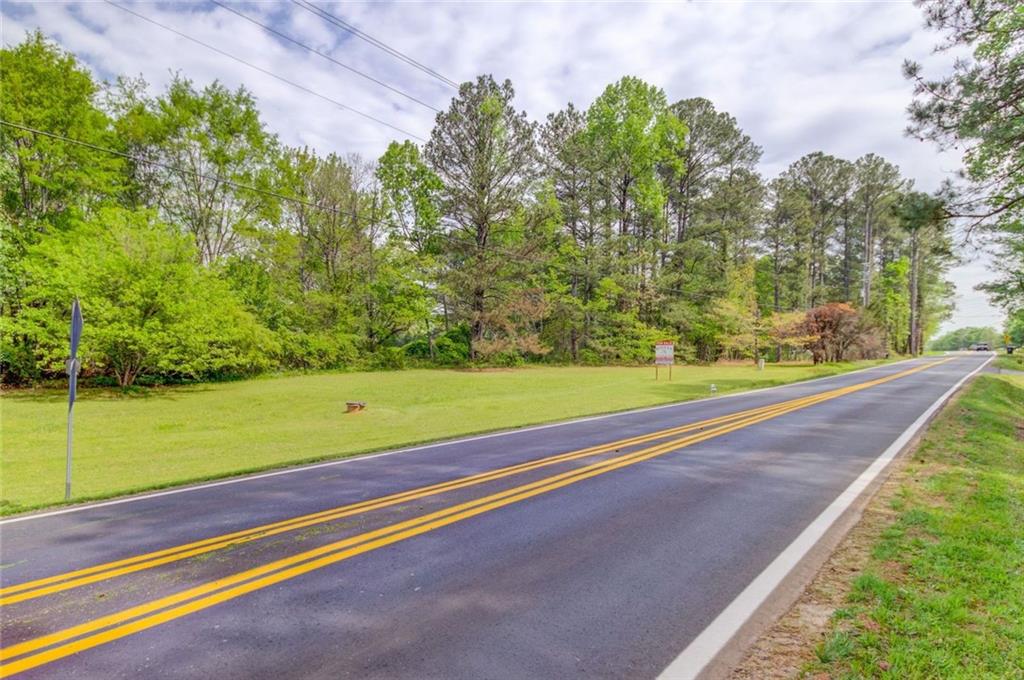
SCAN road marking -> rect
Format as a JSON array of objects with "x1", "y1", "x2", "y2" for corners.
[
  {"x1": 657, "y1": 355, "x2": 989, "y2": 680},
  {"x1": 0, "y1": 360, "x2": 942, "y2": 606},
  {"x1": 0, "y1": 394, "x2": 842, "y2": 605},
  {"x1": 0, "y1": 407, "x2": 808, "y2": 674},
  {"x1": 0, "y1": 359, "x2": 951, "y2": 677},
  {"x1": 0, "y1": 359, "x2": 920, "y2": 525}
]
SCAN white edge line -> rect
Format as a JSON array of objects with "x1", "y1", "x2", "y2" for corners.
[
  {"x1": 656, "y1": 354, "x2": 994, "y2": 680},
  {"x1": 0, "y1": 358, "x2": 923, "y2": 526}
]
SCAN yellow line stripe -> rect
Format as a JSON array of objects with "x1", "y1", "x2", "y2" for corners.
[
  {"x1": 0, "y1": 360, "x2": 948, "y2": 607},
  {"x1": 0, "y1": 403, "x2": 811, "y2": 671},
  {"x1": 0, "y1": 359, "x2": 950, "y2": 676},
  {"x1": 0, "y1": 385, "x2": 850, "y2": 605}
]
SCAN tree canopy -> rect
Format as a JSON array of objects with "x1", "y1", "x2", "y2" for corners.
[
  {"x1": 906, "y1": 0, "x2": 1023, "y2": 340},
  {"x1": 0, "y1": 31, "x2": 961, "y2": 386}
]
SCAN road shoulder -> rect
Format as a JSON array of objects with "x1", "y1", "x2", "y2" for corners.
[{"x1": 728, "y1": 371, "x2": 1024, "y2": 678}]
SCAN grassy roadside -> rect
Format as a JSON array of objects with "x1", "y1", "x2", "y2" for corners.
[
  {"x1": 993, "y1": 352, "x2": 1023, "y2": 371},
  {"x1": 0, "y1": 360, "x2": 891, "y2": 515},
  {"x1": 803, "y1": 373, "x2": 1024, "y2": 678}
]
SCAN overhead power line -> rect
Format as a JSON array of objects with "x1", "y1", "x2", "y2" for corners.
[
  {"x1": 105, "y1": 0, "x2": 425, "y2": 141},
  {"x1": 292, "y1": 0, "x2": 459, "y2": 90},
  {"x1": 210, "y1": 0, "x2": 439, "y2": 113}
]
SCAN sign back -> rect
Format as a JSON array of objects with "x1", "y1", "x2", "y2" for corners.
[{"x1": 68, "y1": 299, "x2": 83, "y2": 408}]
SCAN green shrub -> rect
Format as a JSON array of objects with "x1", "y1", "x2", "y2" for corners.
[
  {"x1": 372, "y1": 346, "x2": 407, "y2": 370},
  {"x1": 5, "y1": 208, "x2": 278, "y2": 387},
  {"x1": 278, "y1": 330, "x2": 360, "y2": 370}
]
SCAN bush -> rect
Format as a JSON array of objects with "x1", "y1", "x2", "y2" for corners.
[
  {"x1": 590, "y1": 318, "x2": 672, "y2": 364},
  {"x1": 5, "y1": 208, "x2": 278, "y2": 386},
  {"x1": 403, "y1": 326, "x2": 471, "y2": 366},
  {"x1": 434, "y1": 335, "x2": 469, "y2": 364},
  {"x1": 402, "y1": 338, "x2": 432, "y2": 359},
  {"x1": 576, "y1": 348, "x2": 604, "y2": 366},
  {"x1": 372, "y1": 346, "x2": 407, "y2": 370},
  {"x1": 483, "y1": 351, "x2": 526, "y2": 368},
  {"x1": 277, "y1": 329, "x2": 360, "y2": 370}
]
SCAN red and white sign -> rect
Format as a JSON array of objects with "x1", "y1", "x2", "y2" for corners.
[{"x1": 655, "y1": 340, "x2": 675, "y2": 365}]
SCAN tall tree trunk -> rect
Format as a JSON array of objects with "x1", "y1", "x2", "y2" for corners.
[
  {"x1": 772, "y1": 257, "x2": 781, "y2": 312},
  {"x1": 426, "y1": 317, "x2": 436, "y2": 360},
  {"x1": 470, "y1": 285, "x2": 485, "y2": 360},
  {"x1": 469, "y1": 220, "x2": 488, "y2": 360},
  {"x1": 619, "y1": 175, "x2": 630, "y2": 237},
  {"x1": 861, "y1": 209, "x2": 873, "y2": 307},
  {"x1": 842, "y1": 209, "x2": 853, "y2": 303},
  {"x1": 908, "y1": 232, "x2": 920, "y2": 356},
  {"x1": 570, "y1": 271, "x2": 580, "y2": 362}
]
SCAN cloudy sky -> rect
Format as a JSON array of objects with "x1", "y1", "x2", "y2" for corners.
[{"x1": 1, "y1": 0, "x2": 1005, "y2": 333}]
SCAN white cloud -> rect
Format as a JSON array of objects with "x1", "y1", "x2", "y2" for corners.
[{"x1": 1, "y1": 0, "x2": 1005, "y2": 331}]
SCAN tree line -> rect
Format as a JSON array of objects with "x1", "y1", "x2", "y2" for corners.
[
  {"x1": 905, "y1": 0, "x2": 1022, "y2": 349},
  {"x1": 928, "y1": 326, "x2": 1002, "y2": 352},
  {"x1": 1, "y1": 31, "x2": 958, "y2": 387}
]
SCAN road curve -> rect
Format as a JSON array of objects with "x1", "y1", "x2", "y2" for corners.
[{"x1": 0, "y1": 355, "x2": 990, "y2": 679}]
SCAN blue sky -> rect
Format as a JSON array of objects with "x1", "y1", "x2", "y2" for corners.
[{"x1": 1, "y1": 0, "x2": 1005, "y2": 333}]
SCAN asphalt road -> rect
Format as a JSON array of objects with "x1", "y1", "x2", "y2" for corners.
[{"x1": 0, "y1": 355, "x2": 990, "y2": 679}]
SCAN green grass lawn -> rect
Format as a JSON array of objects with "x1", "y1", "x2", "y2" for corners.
[
  {"x1": 808, "y1": 372, "x2": 1024, "y2": 678},
  {"x1": 0, "y1": 360, "x2": 890, "y2": 515}
]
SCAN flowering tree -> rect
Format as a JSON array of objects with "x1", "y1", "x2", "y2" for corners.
[{"x1": 801, "y1": 303, "x2": 863, "y2": 364}]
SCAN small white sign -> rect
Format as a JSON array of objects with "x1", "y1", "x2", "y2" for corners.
[{"x1": 655, "y1": 340, "x2": 675, "y2": 365}]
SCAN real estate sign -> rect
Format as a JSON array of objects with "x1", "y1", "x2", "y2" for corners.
[{"x1": 655, "y1": 340, "x2": 674, "y2": 366}]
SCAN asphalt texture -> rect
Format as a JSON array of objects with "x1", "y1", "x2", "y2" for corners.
[{"x1": 0, "y1": 355, "x2": 989, "y2": 679}]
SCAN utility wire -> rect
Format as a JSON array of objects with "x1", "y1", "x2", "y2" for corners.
[
  {"x1": 292, "y1": 0, "x2": 459, "y2": 90},
  {"x1": 105, "y1": 0, "x2": 425, "y2": 141},
  {"x1": 210, "y1": 1, "x2": 439, "y2": 112}
]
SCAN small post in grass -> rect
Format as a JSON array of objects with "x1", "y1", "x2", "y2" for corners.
[{"x1": 65, "y1": 299, "x2": 83, "y2": 501}]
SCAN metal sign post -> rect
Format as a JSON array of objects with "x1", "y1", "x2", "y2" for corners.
[
  {"x1": 655, "y1": 340, "x2": 674, "y2": 380},
  {"x1": 66, "y1": 299, "x2": 83, "y2": 501}
]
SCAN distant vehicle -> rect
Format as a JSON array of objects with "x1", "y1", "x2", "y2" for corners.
[{"x1": 975, "y1": 342, "x2": 990, "y2": 351}]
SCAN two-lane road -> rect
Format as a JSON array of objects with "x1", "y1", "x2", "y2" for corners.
[{"x1": 0, "y1": 355, "x2": 990, "y2": 679}]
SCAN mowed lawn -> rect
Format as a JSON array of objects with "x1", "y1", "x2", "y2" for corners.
[{"x1": 1, "y1": 361, "x2": 888, "y2": 513}]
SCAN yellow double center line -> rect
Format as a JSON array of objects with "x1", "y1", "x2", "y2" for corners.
[
  {"x1": 0, "y1": 397, "x2": 823, "y2": 606},
  {"x1": 0, "y1": 375, "x2": 878, "y2": 607},
  {"x1": 0, "y1": 359, "x2": 950, "y2": 677}
]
